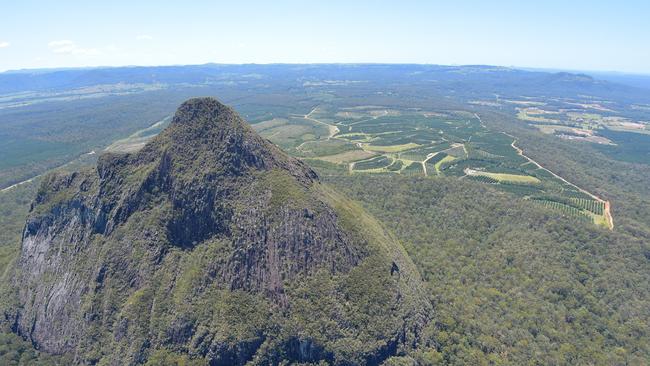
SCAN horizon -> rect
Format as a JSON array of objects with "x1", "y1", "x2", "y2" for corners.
[
  {"x1": 1, "y1": 2, "x2": 650, "y2": 363},
  {"x1": 3, "y1": 62, "x2": 650, "y2": 78},
  {"x1": 2, "y1": 0, "x2": 650, "y2": 74}
]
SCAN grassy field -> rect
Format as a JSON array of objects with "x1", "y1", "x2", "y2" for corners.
[
  {"x1": 296, "y1": 139, "x2": 357, "y2": 157},
  {"x1": 364, "y1": 142, "x2": 421, "y2": 153},
  {"x1": 465, "y1": 169, "x2": 541, "y2": 184},
  {"x1": 435, "y1": 155, "x2": 457, "y2": 173},
  {"x1": 316, "y1": 150, "x2": 377, "y2": 164}
]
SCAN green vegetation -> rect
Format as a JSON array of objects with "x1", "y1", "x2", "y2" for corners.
[
  {"x1": 0, "y1": 182, "x2": 40, "y2": 275},
  {"x1": 512, "y1": 100, "x2": 650, "y2": 165},
  {"x1": 595, "y1": 129, "x2": 650, "y2": 164},
  {"x1": 0, "y1": 97, "x2": 428, "y2": 365},
  {"x1": 386, "y1": 159, "x2": 403, "y2": 171},
  {"x1": 364, "y1": 142, "x2": 420, "y2": 153},
  {"x1": 401, "y1": 161, "x2": 424, "y2": 176},
  {"x1": 297, "y1": 105, "x2": 603, "y2": 226},
  {"x1": 254, "y1": 117, "x2": 330, "y2": 151},
  {"x1": 465, "y1": 169, "x2": 541, "y2": 184},
  {"x1": 314, "y1": 150, "x2": 377, "y2": 164},
  {"x1": 353, "y1": 156, "x2": 392, "y2": 171},
  {"x1": 531, "y1": 198, "x2": 592, "y2": 222},
  {"x1": 1, "y1": 64, "x2": 649, "y2": 364},
  {"x1": 325, "y1": 174, "x2": 649, "y2": 365},
  {"x1": 435, "y1": 155, "x2": 457, "y2": 173},
  {"x1": 400, "y1": 143, "x2": 452, "y2": 161},
  {"x1": 0, "y1": 332, "x2": 71, "y2": 365},
  {"x1": 295, "y1": 138, "x2": 357, "y2": 157},
  {"x1": 571, "y1": 198, "x2": 604, "y2": 215},
  {"x1": 260, "y1": 169, "x2": 310, "y2": 211},
  {"x1": 105, "y1": 116, "x2": 172, "y2": 153}
]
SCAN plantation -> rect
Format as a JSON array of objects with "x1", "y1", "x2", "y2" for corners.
[
  {"x1": 402, "y1": 161, "x2": 424, "y2": 176},
  {"x1": 529, "y1": 196, "x2": 609, "y2": 227},
  {"x1": 465, "y1": 175, "x2": 499, "y2": 184},
  {"x1": 399, "y1": 142, "x2": 452, "y2": 161},
  {"x1": 426, "y1": 152, "x2": 449, "y2": 166},
  {"x1": 531, "y1": 199, "x2": 593, "y2": 222},
  {"x1": 465, "y1": 169, "x2": 541, "y2": 184},
  {"x1": 386, "y1": 160, "x2": 404, "y2": 171},
  {"x1": 353, "y1": 156, "x2": 393, "y2": 171},
  {"x1": 571, "y1": 198, "x2": 605, "y2": 215},
  {"x1": 258, "y1": 105, "x2": 616, "y2": 228},
  {"x1": 364, "y1": 142, "x2": 420, "y2": 153}
]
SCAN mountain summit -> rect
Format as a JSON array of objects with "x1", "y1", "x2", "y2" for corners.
[{"x1": 4, "y1": 98, "x2": 430, "y2": 365}]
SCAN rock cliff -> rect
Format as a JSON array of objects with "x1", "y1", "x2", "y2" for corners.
[{"x1": 4, "y1": 97, "x2": 431, "y2": 365}]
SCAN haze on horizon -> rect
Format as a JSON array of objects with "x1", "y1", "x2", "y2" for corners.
[{"x1": 1, "y1": 0, "x2": 649, "y2": 74}]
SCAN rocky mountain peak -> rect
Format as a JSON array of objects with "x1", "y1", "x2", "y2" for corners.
[
  {"x1": 5, "y1": 98, "x2": 430, "y2": 365},
  {"x1": 164, "y1": 97, "x2": 250, "y2": 146},
  {"x1": 136, "y1": 96, "x2": 317, "y2": 185},
  {"x1": 170, "y1": 97, "x2": 233, "y2": 126}
]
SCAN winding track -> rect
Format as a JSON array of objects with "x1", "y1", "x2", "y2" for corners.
[
  {"x1": 304, "y1": 106, "x2": 340, "y2": 139},
  {"x1": 474, "y1": 113, "x2": 612, "y2": 229},
  {"x1": 1, "y1": 176, "x2": 38, "y2": 193},
  {"x1": 1, "y1": 151, "x2": 97, "y2": 194}
]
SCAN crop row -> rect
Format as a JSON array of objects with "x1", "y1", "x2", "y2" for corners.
[
  {"x1": 353, "y1": 156, "x2": 392, "y2": 170},
  {"x1": 570, "y1": 198, "x2": 605, "y2": 215},
  {"x1": 532, "y1": 199, "x2": 593, "y2": 222}
]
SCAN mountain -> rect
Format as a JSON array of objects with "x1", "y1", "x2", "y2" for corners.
[
  {"x1": 1, "y1": 98, "x2": 430, "y2": 364},
  {"x1": 1, "y1": 64, "x2": 646, "y2": 103}
]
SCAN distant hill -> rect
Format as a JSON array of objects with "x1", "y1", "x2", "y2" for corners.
[
  {"x1": 589, "y1": 72, "x2": 650, "y2": 90},
  {"x1": 1, "y1": 64, "x2": 647, "y2": 103}
]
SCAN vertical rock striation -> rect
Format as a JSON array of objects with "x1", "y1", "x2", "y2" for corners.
[{"x1": 4, "y1": 97, "x2": 431, "y2": 365}]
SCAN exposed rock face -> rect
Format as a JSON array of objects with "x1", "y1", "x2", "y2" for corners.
[{"x1": 5, "y1": 98, "x2": 431, "y2": 365}]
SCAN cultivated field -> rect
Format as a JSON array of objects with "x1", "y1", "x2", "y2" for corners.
[{"x1": 257, "y1": 104, "x2": 614, "y2": 228}]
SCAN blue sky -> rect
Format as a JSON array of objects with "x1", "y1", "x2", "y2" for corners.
[{"x1": 1, "y1": 0, "x2": 649, "y2": 73}]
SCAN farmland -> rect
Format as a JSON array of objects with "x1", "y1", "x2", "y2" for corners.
[
  {"x1": 256, "y1": 104, "x2": 613, "y2": 228},
  {"x1": 501, "y1": 96, "x2": 650, "y2": 164},
  {"x1": 464, "y1": 168, "x2": 541, "y2": 184}
]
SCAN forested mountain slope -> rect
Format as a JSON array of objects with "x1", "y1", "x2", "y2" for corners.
[
  {"x1": 325, "y1": 174, "x2": 649, "y2": 365},
  {"x1": 0, "y1": 98, "x2": 430, "y2": 365}
]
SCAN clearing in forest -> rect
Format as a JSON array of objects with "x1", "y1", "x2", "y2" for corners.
[
  {"x1": 464, "y1": 168, "x2": 540, "y2": 184},
  {"x1": 258, "y1": 105, "x2": 613, "y2": 229}
]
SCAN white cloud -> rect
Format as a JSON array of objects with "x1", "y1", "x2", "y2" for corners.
[
  {"x1": 48, "y1": 40, "x2": 100, "y2": 56},
  {"x1": 48, "y1": 40, "x2": 75, "y2": 53},
  {"x1": 0, "y1": 41, "x2": 9, "y2": 48},
  {"x1": 136, "y1": 34, "x2": 153, "y2": 41}
]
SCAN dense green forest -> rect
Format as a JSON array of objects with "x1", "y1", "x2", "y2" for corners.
[
  {"x1": 0, "y1": 182, "x2": 37, "y2": 277},
  {"x1": 324, "y1": 174, "x2": 648, "y2": 365}
]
